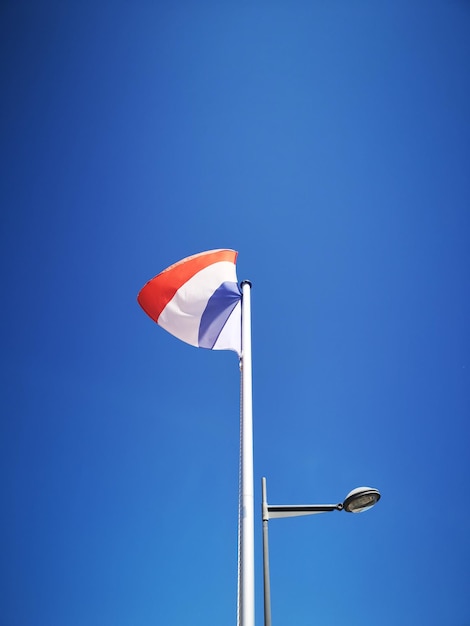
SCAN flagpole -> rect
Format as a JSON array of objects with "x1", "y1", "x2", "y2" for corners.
[{"x1": 239, "y1": 280, "x2": 254, "y2": 626}]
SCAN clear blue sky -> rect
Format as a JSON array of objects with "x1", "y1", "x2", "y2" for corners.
[{"x1": 1, "y1": 2, "x2": 469, "y2": 625}]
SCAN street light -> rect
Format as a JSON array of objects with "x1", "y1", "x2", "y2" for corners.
[{"x1": 261, "y1": 477, "x2": 381, "y2": 626}]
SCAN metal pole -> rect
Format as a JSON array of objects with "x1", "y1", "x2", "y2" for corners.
[
  {"x1": 239, "y1": 280, "x2": 254, "y2": 626},
  {"x1": 262, "y1": 477, "x2": 272, "y2": 626}
]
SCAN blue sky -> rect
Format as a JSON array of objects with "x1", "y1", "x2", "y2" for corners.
[{"x1": 1, "y1": 2, "x2": 469, "y2": 625}]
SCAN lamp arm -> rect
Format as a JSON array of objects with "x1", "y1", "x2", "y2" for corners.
[{"x1": 267, "y1": 503, "x2": 342, "y2": 519}]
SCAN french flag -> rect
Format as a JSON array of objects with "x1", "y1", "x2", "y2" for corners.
[{"x1": 138, "y1": 249, "x2": 242, "y2": 355}]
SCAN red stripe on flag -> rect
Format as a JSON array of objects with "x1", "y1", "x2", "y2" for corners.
[{"x1": 137, "y1": 249, "x2": 238, "y2": 324}]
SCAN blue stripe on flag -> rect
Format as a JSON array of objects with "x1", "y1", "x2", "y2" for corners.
[{"x1": 198, "y1": 282, "x2": 241, "y2": 349}]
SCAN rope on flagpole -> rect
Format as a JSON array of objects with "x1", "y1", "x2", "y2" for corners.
[{"x1": 236, "y1": 358, "x2": 243, "y2": 626}]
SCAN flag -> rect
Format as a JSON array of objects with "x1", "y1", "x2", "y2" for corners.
[{"x1": 138, "y1": 249, "x2": 242, "y2": 354}]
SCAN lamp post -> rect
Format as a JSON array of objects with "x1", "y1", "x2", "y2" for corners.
[{"x1": 261, "y1": 477, "x2": 381, "y2": 626}]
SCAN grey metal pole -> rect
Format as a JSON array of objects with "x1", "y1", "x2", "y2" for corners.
[{"x1": 261, "y1": 477, "x2": 272, "y2": 626}]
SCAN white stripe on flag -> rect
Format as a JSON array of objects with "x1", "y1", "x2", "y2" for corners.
[{"x1": 158, "y1": 261, "x2": 238, "y2": 348}]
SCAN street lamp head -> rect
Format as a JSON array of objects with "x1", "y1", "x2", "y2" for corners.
[{"x1": 342, "y1": 487, "x2": 381, "y2": 513}]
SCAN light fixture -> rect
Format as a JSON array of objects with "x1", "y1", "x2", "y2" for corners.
[{"x1": 342, "y1": 486, "x2": 381, "y2": 513}]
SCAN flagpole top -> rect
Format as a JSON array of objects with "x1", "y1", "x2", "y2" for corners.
[{"x1": 240, "y1": 280, "x2": 252, "y2": 288}]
